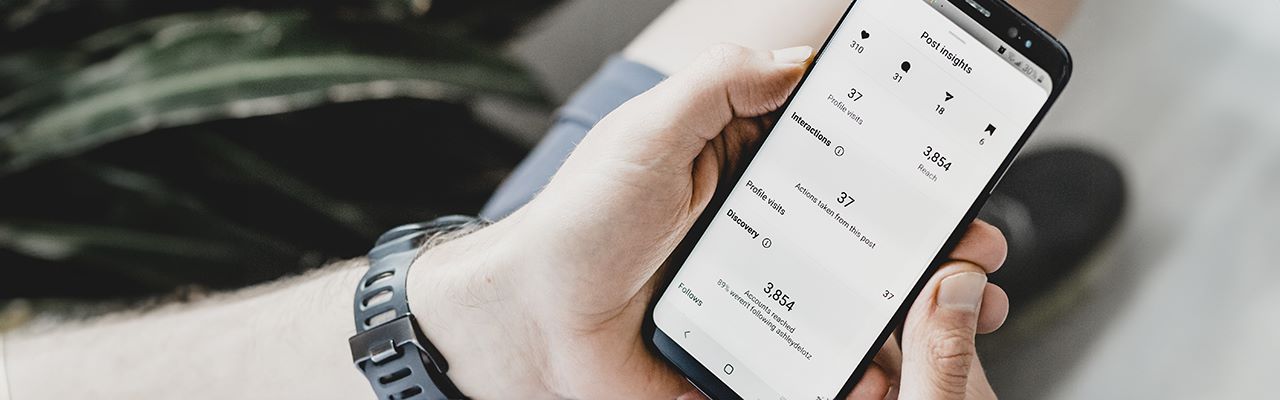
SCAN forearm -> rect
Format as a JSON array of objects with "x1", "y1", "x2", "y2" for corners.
[{"x1": 5, "y1": 261, "x2": 370, "y2": 399}]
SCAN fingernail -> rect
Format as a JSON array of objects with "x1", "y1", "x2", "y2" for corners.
[
  {"x1": 771, "y1": 46, "x2": 813, "y2": 64},
  {"x1": 938, "y1": 272, "x2": 986, "y2": 311}
]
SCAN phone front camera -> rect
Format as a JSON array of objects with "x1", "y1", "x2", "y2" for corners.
[
  {"x1": 1007, "y1": 27, "x2": 1019, "y2": 38},
  {"x1": 1024, "y1": 39, "x2": 1033, "y2": 48}
]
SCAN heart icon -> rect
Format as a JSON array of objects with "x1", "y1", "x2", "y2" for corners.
[{"x1": 861, "y1": 30, "x2": 871, "y2": 39}]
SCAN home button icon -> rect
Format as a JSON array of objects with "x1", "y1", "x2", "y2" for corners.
[{"x1": 723, "y1": 364, "x2": 735, "y2": 375}]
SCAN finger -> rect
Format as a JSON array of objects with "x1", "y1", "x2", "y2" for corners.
[
  {"x1": 977, "y1": 283, "x2": 1009, "y2": 334},
  {"x1": 701, "y1": 117, "x2": 774, "y2": 176},
  {"x1": 871, "y1": 333, "x2": 902, "y2": 379},
  {"x1": 947, "y1": 219, "x2": 1008, "y2": 274},
  {"x1": 847, "y1": 364, "x2": 892, "y2": 400},
  {"x1": 587, "y1": 43, "x2": 810, "y2": 170},
  {"x1": 899, "y1": 262, "x2": 991, "y2": 400},
  {"x1": 966, "y1": 354, "x2": 998, "y2": 399},
  {"x1": 675, "y1": 390, "x2": 709, "y2": 400}
]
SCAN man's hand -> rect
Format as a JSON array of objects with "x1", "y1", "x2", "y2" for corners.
[
  {"x1": 411, "y1": 44, "x2": 1009, "y2": 399},
  {"x1": 844, "y1": 226, "x2": 1009, "y2": 400}
]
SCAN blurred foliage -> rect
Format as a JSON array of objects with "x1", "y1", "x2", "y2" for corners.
[
  {"x1": 0, "y1": 0, "x2": 559, "y2": 299},
  {"x1": 0, "y1": 0, "x2": 555, "y2": 51}
]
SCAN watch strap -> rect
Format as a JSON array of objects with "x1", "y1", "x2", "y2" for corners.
[{"x1": 350, "y1": 216, "x2": 480, "y2": 400}]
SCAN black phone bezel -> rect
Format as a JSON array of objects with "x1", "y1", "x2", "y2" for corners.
[{"x1": 643, "y1": 0, "x2": 1072, "y2": 399}]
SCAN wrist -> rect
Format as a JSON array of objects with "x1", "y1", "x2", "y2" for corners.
[{"x1": 405, "y1": 221, "x2": 555, "y2": 399}]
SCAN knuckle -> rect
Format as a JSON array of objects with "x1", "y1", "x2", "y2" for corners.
[{"x1": 702, "y1": 43, "x2": 753, "y2": 66}]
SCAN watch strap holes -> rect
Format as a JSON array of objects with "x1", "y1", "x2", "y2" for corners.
[
  {"x1": 365, "y1": 309, "x2": 398, "y2": 328},
  {"x1": 379, "y1": 367, "x2": 412, "y2": 385},
  {"x1": 362, "y1": 289, "x2": 394, "y2": 309},
  {"x1": 391, "y1": 385, "x2": 423, "y2": 400},
  {"x1": 364, "y1": 271, "x2": 395, "y2": 288}
]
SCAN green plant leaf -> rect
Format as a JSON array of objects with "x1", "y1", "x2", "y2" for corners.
[
  {"x1": 0, "y1": 220, "x2": 294, "y2": 289},
  {"x1": 0, "y1": 10, "x2": 547, "y2": 176},
  {"x1": 68, "y1": 160, "x2": 310, "y2": 260},
  {"x1": 1, "y1": 0, "x2": 563, "y2": 53},
  {"x1": 190, "y1": 134, "x2": 383, "y2": 237}
]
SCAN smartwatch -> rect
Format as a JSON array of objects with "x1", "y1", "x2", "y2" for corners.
[{"x1": 348, "y1": 216, "x2": 484, "y2": 400}]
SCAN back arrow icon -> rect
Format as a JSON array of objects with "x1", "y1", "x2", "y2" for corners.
[{"x1": 684, "y1": 331, "x2": 691, "y2": 338}]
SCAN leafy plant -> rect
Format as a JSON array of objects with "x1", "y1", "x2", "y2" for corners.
[{"x1": 0, "y1": 1, "x2": 558, "y2": 299}]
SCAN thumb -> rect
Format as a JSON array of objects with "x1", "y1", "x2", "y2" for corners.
[
  {"x1": 584, "y1": 43, "x2": 810, "y2": 168},
  {"x1": 899, "y1": 263, "x2": 992, "y2": 400}
]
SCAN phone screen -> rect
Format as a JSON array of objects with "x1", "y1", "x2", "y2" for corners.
[{"x1": 651, "y1": 0, "x2": 1060, "y2": 398}]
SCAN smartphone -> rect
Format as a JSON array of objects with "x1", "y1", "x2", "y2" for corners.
[{"x1": 645, "y1": 0, "x2": 1071, "y2": 398}]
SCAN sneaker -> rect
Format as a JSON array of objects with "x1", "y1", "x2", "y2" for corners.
[{"x1": 979, "y1": 146, "x2": 1126, "y2": 307}]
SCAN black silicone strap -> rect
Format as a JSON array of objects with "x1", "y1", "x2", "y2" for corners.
[{"x1": 349, "y1": 216, "x2": 480, "y2": 400}]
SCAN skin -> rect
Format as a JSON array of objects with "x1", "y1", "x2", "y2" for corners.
[
  {"x1": 415, "y1": 0, "x2": 1080, "y2": 396},
  {"x1": 5, "y1": 0, "x2": 1078, "y2": 397},
  {"x1": 412, "y1": 45, "x2": 1011, "y2": 399}
]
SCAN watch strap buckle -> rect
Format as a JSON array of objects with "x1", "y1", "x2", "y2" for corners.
[{"x1": 349, "y1": 314, "x2": 449, "y2": 373}]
